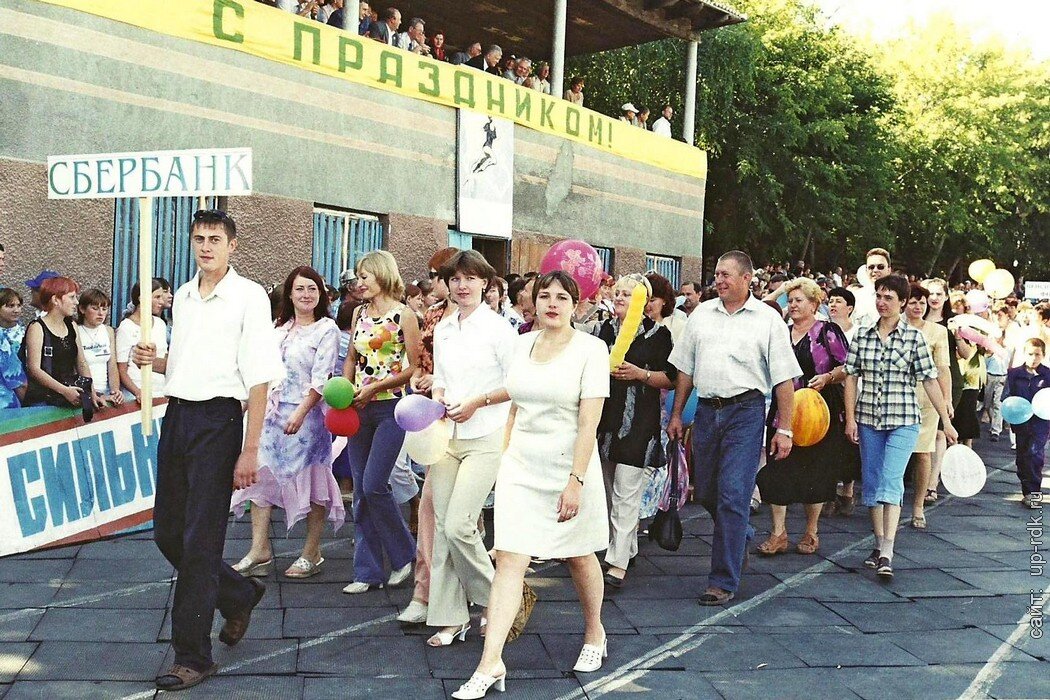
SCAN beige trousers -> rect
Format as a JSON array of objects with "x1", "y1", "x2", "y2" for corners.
[
  {"x1": 425, "y1": 429, "x2": 502, "y2": 627},
  {"x1": 603, "y1": 461, "x2": 652, "y2": 571}
]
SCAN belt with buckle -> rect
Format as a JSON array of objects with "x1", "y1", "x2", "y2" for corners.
[{"x1": 697, "y1": 389, "x2": 762, "y2": 410}]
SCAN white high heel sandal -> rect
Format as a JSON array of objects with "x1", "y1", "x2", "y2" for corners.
[
  {"x1": 573, "y1": 634, "x2": 608, "y2": 673},
  {"x1": 450, "y1": 670, "x2": 506, "y2": 699},
  {"x1": 427, "y1": 623, "x2": 470, "y2": 647}
]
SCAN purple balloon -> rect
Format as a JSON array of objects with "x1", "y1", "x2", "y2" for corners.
[{"x1": 395, "y1": 394, "x2": 446, "y2": 432}]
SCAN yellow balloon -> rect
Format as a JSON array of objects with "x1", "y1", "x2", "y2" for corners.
[
  {"x1": 982, "y1": 268, "x2": 1015, "y2": 299},
  {"x1": 967, "y1": 259, "x2": 996, "y2": 284},
  {"x1": 609, "y1": 284, "x2": 647, "y2": 371}
]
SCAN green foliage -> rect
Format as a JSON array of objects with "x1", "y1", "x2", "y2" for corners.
[{"x1": 567, "y1": 0, "x2": 1050, "y2": 280}]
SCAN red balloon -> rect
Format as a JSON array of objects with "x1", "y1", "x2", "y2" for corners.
[
  {"x1": 539, "y1": 239, "x2": 604, "y2": 299},
  {"x1": 325, "y1": 406, "x2": 361, "y2": 437}
]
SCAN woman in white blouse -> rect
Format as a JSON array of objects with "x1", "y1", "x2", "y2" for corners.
[
  {"x1": 426, "y1": 251, "x2": 517, "y2": 647},
  {"x1": 76, "y1": 289, "x2": 123, "y2": 406},
  {"x1": 116, "y1": 279, "x2": 168, "y2": 402}
]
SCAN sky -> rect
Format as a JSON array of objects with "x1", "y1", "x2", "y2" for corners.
[{"x1": 807, "y1": 0, "x2": 1050, "y2": 61}]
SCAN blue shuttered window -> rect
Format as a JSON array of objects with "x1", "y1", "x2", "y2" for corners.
[
  {"x1": 448, "y1": 230, "x2": 473, "y2": 250},
  {"x1": 311, "y1": 209, "x2": 384, "y2": 288},
  {"x1": 595, "y1": 246, "x2": 614, "y2": 274},
  {"x1": 645, "y1": 254, "x2": 681, "y2": 289},
  {"x1": 111, "y1": 196, "x2": 216, "y2": 325}
]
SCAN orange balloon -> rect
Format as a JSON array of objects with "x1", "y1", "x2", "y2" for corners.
[{"x1": 792, "y1": 388, "x2": 830, "y2": 447}]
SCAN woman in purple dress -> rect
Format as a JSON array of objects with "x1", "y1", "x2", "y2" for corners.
[{"x1": 230, "y1": 266, "x2": 345, "y2": 579}]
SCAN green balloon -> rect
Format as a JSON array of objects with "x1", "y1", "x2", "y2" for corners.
[{"x1": 323, "y1": 377, "x2": 356, "y2": 409}]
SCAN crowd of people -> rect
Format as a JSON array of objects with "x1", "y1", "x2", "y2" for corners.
[
  {"x1": 252, "y1": 1, "x2": 681, "y2": 136},
  {"x1": 2, "y1": 219, "x2": 1049, "y2": 695}
]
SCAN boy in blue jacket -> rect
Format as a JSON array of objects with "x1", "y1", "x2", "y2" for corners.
[{"x1": 1002, "y1": 338, "x2": 1050, "y2": 508}]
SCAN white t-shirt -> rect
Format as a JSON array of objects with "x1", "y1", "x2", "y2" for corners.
[
  {"x1": 116, "y1": 316, "x2": 168, "y2": 396},
  {"x1": 77, "y1": 324, "x2": 113, "y2": 390}
]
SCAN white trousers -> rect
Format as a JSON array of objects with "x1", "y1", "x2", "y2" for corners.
[{"x1": 603, "y1": 461, "x2": 652, "y2": 570}]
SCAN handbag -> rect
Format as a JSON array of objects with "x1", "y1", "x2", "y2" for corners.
[
  {"x1": 649, "y1": 440, "x2": 685, "y2": 551},
  {"x1": 506, "y1": 581, "x2": 537, "y2": 642}
]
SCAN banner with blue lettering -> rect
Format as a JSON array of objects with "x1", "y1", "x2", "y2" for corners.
[{"x1": 0, "y1": 402, "x2": 164, "y2": 557}]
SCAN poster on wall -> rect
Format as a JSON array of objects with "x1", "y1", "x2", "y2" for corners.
[{"x1": 457, "y1": 110, "x2": 514, "y2": 239}]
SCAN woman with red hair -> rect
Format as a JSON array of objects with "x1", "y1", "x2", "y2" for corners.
[{"x1": 20, "y1": 276, "x2": 102, "y2": 412}]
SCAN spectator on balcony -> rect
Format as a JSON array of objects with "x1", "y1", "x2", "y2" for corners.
[
  {"x1": 315, "y1": 0, "x2": 338, "y2": 23},
  {"x1": 500, "y1": 55, "x2": 518, "y2": 80},
  {"x1": 0, "y1": 288, "x2": 27, "y2": 409},
  {"x1": 467, "y1": 45, "x2": 503, "y2": 76},
  {"x1": 619, "y1": 103, "x2": 639, "y2": 126},
  {"x1": 652, "y1": 104, "x2": 673, "y2": 138},
  {"x1": 327, "y1": 0, "x2": 372, "y2": 34},
  {"x1": 295, "y1": 0, "x2": 320, "y2": 20},
  {"x1": 508, "y1": 57, "x2": 532, "y2": 85},
  {"x1": 450, "y1": 41, "x2": 481, "y2": 66},
  {"x1": 565, "y1": 76, "x2": 585, "y2": 106},
  {"x1": 371, "y1": 6, "x2": 401, "y2": 46},
  {"x1": 636, "y1": 107, "x2": 650, "y2": 130},
  {"x1": 395, "y1": 17, "x2": 431, "y2": 55},
  {"x1": 533, "y1": 62, "x2": 552, "y2": 94},
  {"x1": 429, "y1": 31, "x2": 448, "y2": 61}
]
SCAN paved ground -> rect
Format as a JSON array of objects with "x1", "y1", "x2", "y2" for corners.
[{"x1": 0, "y1": 434, "x2": 1047, "y2": 700}]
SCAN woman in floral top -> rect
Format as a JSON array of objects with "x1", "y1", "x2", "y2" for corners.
[
  {"x1": 0, "y1": 289, "x2": 27, "y2": 409},
  {"x1": 230, "y1": 266, "x2": 344, "y2": 579},
  {"x1": 342, "y1": 251, "x2": 422, "y2": 594}
]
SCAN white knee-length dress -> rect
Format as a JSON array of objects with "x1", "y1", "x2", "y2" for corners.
[{"x1": 494, "y1": 330, "x2": 611, "y2": 558}]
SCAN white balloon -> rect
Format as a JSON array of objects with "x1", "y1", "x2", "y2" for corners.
[
  {"x1": 404, "y1": 419, "x2": 450, "y2": 465},
  {"x1": 1033, "y1": 388, "x2": 1050, "y2": 421},
  {"x1": 941, "y1": 444, "x2": 987, "y2": 498}
]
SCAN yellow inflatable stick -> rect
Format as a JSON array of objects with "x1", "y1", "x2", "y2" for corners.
[{"x1": 609, "y1": 284, "x2": 648, "y2": 371}]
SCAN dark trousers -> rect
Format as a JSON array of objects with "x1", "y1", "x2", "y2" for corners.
[
  {"x1": 154, "y1": 398, "x2": 255, "y2": 671},
  {"x1": 1015, "y1": 419, "x2": 1049, "y2": 495},
  {"x1": 690, "y1": 394, "x2": 765, "y2": 593}
]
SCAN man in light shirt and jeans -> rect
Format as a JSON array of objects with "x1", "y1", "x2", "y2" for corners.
[
  {"x1": 133, "y1": 210, "x2": 284, "y2": 691},
  {"x1": 668, "y1": 251, "x2": 801, "y2": 606}
]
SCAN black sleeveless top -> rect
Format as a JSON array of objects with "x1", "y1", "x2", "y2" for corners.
[{"x1": 20, "y1": 317, "x2": 79, "y2": 404}]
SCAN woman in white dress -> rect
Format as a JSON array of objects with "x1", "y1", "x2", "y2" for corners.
[{"x1": 453, "y1": 271, "x2": 610, "y2": 700}]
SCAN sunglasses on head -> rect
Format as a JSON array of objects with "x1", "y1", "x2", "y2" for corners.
[
  {"x1": 867, "y1": 263, "x2": 887, "y2": 271},
  {"x1": 428, "y1": 270, "x2": 439, "y2": 279},
  {"x1": 192, "y1": 209, "x2": 232, "y2": 222}
]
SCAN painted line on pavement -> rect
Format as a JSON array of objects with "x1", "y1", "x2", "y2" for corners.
[
  {"x1": 957, "y1": 578, "x2": 1050, "y2": 700},
  {"x1": 555, "y1": 497, "x2": 956, "y2": 700}
]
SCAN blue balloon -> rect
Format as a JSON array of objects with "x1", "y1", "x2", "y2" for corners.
[
  {"x1": 665, "y1": 389, "x2": 698, "y2": 425},
  {"x1": 1001, "y1": 396, "x2": 1034, "y2": 425}
]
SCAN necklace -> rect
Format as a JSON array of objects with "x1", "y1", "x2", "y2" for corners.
[{"x1": 81, "y1": 324, "x2": 106, "y2": 347}]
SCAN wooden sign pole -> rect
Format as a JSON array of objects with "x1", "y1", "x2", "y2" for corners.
[{"x1": 138, "y1": 197, "x2": 153, "y2": 435}]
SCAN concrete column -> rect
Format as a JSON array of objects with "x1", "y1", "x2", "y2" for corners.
[
  {"x1": 551, "y1": 0, "x2": 568, "y2": 100},
  {"x1": 682, "y1": 39, "x2": 699, "y2": 145},
  {"x1": 343, "y1": 0, "x2": 360, "y2": 32}
]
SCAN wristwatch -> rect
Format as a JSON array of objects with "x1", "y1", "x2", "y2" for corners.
[
  {"x1": 776, "y1": 428, "x2": 794, "y2": 439},
  {"x1": 484, "y1": 393, "x2": 492, "y2": 406}
]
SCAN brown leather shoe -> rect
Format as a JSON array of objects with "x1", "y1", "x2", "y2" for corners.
[
  {"x1": 155, "y1": 663, "x2": 218, "y2": 690},
  {"x1": 796, "y1": 532, "x2": 820, "y2": 555},
  {"x1": 698, "y1": 587, "x2": 734, "y2": 606},
  {"x1": 755, "y1": 531, "x2": 790, "y2": 556},
  {"x1": 219, "y1": 578, "x2": 266, "y2": 646}
]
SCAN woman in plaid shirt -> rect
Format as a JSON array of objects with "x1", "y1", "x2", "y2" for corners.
[{"x1": 844, "y1": 275, "x2": 958, "y2": 580}]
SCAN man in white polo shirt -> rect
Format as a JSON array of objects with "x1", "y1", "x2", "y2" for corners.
[{"x1": 133, "y1": 210, "x2": 283, "y2": 691}]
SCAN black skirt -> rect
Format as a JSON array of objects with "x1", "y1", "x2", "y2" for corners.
[{"x1": 955, "y1": 388, "x2": 981, "y2": 441}]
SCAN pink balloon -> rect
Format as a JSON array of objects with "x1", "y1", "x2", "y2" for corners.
[
  {"x1": 964, "y1": 289, "x2": 990, "y2": 314},
  {"x1": 539, "y1": 239, "x2": 604, "y2": 299}
]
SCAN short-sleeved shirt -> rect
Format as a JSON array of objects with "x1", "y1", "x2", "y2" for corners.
[
  {"x1": 845, "y1": 319, "x2": 938, "y2": 429},
  {"x1": 116, "y1": 316, "x2": 168, "y2": 396},
  {"x1": 916, "y1": 321, "x2": 950, "y2": 409},
  {"x1": 668, "y1": 295, "x2": 802, "y2": 398},
  {"x1": 352, "y1": 304, "x2": 408, "y2": 401},
  {"x1": 165, "y1": 266, "x2": 285, "y2": 402},
  {"x1": 417, "y1": 300, "x2": 449, "y2": 378}
]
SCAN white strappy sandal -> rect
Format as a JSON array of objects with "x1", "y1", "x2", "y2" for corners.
[
  {"x1": 572, "y1": 633, "x2": 608, "y2": 673},
  {"x1": 451, "y1": 669, "x2": 506, "y2": 699},
  {"x1": 427, "y1": 623, "x2": 470, "y2": 647}
]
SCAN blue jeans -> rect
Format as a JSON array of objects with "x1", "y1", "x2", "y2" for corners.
[
  {"x1": 1015, "y1": 419, "x2": 1049, "y2": 495},
  {"x1": 858, "y1": 423, "x2": 920, "y2": 507},
  {"x1": 690, "y1": 394, "x2": 765, "y2": 593},
  {"x1": 346, "y1": 399, "x2": 416, "y2": 584}
]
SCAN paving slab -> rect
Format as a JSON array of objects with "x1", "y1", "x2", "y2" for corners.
[
  {"x1": 589, "y1": 669, "x2": 723, "y2": 699},
  {"x1": 732, "y1": 597, "x2": 850, "y2": 628},
  {"x1": 296, "y1": 635, "x2": 428, "y2": 676},
  {"x1": 282, "y1": 607, "x2": 397, "y2": 639},
  {"x1": 778, "y1": 630, "x2": 925, "y2": 667},
  {"x1": 980, "y1": 623, "x2": 1049, "y2": 661},
  {"x1": 429, "y1": 633, "x2": 558, "y2": 678},
  {"x1": 657, "y1": 630, "x2": 808, "y2": 671},
  {"x1": 2, "y1": 680, "x2": 148, "y2": 699},
  {"x1": 20, "y1": 641, "x2": 168, "y2": 681},
  {"x1": 172, "y1": 674, "x2": 302, "y2": 699},
  {"x1": 0, "y1": 611, "x2": 44, "y2": 644},
  {"x1": 835, "y1": 664, "x2": 977, "y2": 700},
  {"x1": 911, "y1": 594, "x2": 1034, "y2": 627},
  {"x1": 881, "y1": 627, "x2": 1039, "y2": 664},
  {"x1": 0, "y1": 585, "x2": 59, "y2": 610},
  {"x1": 0, "y1": 561, "x2": 73, "y2": 584},
  {"x1": 50, "y1": 580, "x2": 171, "y2": 609},
  {"x1": 29, "y1": 608, "x2": 163, "y2": 643},
  {"x1": 210, "y1": 638, "x2": 299, "y2": 675},
  {"x1": 521, "y1": 600, "x2": 635, "y2": 633},
  {"x1": 941, "y1": 567, "x2": 1041, "y2": 595},
  {"x1": 0, "y1": 644, "x2": 36, "y2": 684},
  {"x1": 704, "y1": 667, "x2": 863, "y2": 700},
  {"x1": 440, "y1": 677, "x2": 584, "y2": 700},
  {"x1": 160, "y1": 608, "x2": 284, "y2": 642},
  {"x1": 64, "y1": 558, "x2": 172, "y2": 583},
  {"x1": 304, "y1": 676, "x2": 446, "y2": 699},
  {"x1": 774, "y1": 571, "x2": 904, "y2": 602},
  {"x1": 824, "y1": 600, "x2": 970, "y2": 633},
  {"x1": 611, "y1": 597, "x2": 744, "y2": 631}
]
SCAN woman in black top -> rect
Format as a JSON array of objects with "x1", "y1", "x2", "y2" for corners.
[
  {"x1": 21, "y1": 276, "x2": 100, "y2": 410},
  {"x1": 593, "y1": 275, "x2": 676, "y2": 588}
]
